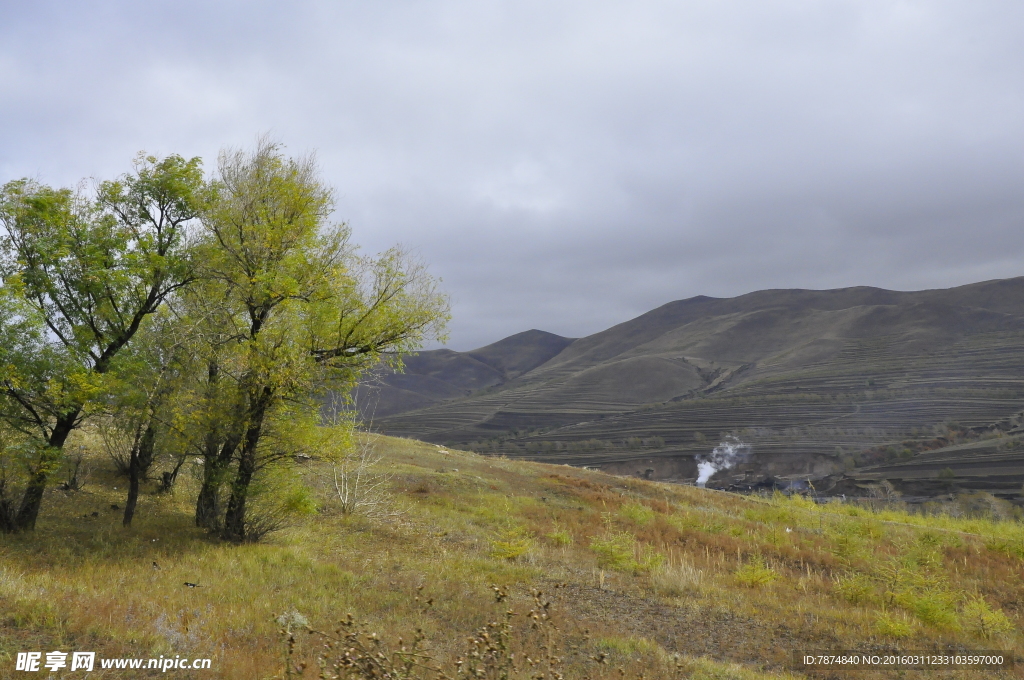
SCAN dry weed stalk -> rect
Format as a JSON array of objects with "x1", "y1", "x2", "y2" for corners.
[{"x1": 280, "y1": 587, "x2": 598, "y2": 679}]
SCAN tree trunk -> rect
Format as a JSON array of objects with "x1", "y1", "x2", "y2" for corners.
[
  {"x1": 12, "y1": 409, "x2": 80, "y2": 532},
  {"x1": 122, "y1": 423, "x2": 156, "y2": 527},
  {"x1": 221, "y1": 387, "x2": 272, "y2": 542},
  {"x1": 195, "y1": 433, "x2": 238, "y2": 530},
  {"x1": 0, "y1": 486, "x2": 16, "y2": 533},
  {"x1": 194, "y1": 467, "x2": 221, "y2": 529},
  {"x1": 159, "y1": 454, "x2": 188, "y2": 492},
  {"x1": 220, "y1": 440, "x2": 258, "y2": 543},
  {"x1": 194, "y1": 360, "x2": 228, "y2": 529}
]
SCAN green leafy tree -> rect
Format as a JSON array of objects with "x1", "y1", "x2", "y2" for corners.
[
  {"x1": 167, "y1": 284, "x2": 250, "y2": 530},
  {"x1": 194, "y1": 139, "x2": 449, "y2": 541},
  {"x1": 104, "y1": 306, "x2": 201, "y2": 526},
  {"x1": 0, "y1": 154, "x2": 204, "y2": 531}
]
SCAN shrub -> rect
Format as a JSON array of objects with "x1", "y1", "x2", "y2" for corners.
[
  {"x1": 875, "y1": 611, "x2": 914, "y2": 639},
  {"x1": 490, "y1": 528, "x2": 532, "y2": 561},
  {"x1": 962, "y1": 596, "x2": 1015, "y2": 639},
  {"x1": 734, "y1": 557, "x2": 777, "y2": 588},
  {"x1": 321, "y1": 431, "x2": 405, "y2": 519},
  {"x1": 591, "y1": 532, "x2": 664, "y2": 574},
  {"x1": 985, "y1": 537, "x2": 1024, "y2": 560},
  {"x1": 546, "y1": 525, "x2": 573, "y2": 546},
  {"x1": 834, "y1": 573, "x2": 875, "y2": 605},
  {"x1": 591, "y1": 533, "x2": 637, "y2": 572},
  {"x1": 244, "y1": 469, "x2": 319, "y2": 541},
  {"x1": 700, "y1": 520, "x2": 726, "y2": 535},
  {"x1": 620, "y1": 502, "x2": 656, "y2": 525},
  {"x1": 636, "y1": 545, "x2": 666, "y2": 573},
  {"x1": 901, "y1": 590, "x2": 959, "y2": 631}
]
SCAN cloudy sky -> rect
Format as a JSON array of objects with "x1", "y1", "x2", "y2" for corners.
[{"x1": 2, "y1": 1, "x2": 1023, "y2": 349}]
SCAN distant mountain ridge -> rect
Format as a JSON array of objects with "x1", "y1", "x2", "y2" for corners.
[
  {"x1": 366, "y1": 277, "x2": 1024, "y2": 493},
  {"x1": 357, "y1": 329, "x2": 575, "y2": 419}
]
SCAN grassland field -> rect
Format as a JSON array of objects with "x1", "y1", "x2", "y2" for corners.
[{"x1": 1, "y1": 435, "x2": 1022, "y2": 679}]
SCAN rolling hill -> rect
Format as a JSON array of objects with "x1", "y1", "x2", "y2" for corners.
[
  {"x1": 367, "y1": 278, "x2": 1024, "y2": 494},
  {"x1": 354, "y1": 329, "x2": 575, "y2": 418}
]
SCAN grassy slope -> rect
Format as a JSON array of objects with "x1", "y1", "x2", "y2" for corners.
[{"x1": 0, "y1": 436, "x2": 1021, "y2": 679}]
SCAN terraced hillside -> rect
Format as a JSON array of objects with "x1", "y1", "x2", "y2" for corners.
[
  {"x1": 373, "y1": 278, "x2": 1024, "y2": 487},
  {"x1": 843, "y1": 430, "x2": 1024, "y2": 502}
]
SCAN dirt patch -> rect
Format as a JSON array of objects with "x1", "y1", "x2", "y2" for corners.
[{"x1": 545, "y1": 579, "x2": 839, "y2": 672}]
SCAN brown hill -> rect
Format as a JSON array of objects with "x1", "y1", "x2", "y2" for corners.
[
  {"x1": 355, "y1": 329, "x2": 574, "y2": 419},
  {"x1": 372, "y1": 278, "x2": 1024, "y2": 493}
]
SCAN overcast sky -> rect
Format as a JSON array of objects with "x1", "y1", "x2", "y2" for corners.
[{"x1": 2, "y1": 1, "x2": 1023, "y2": 349}]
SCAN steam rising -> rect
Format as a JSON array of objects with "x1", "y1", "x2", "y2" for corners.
[{"x1": 696, "y1": 437, "x2": 751, "y2": 487}]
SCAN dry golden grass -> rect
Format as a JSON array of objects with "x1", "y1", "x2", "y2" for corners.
[{"x1": 0, "y1": 435, "x2": 1020, "y2": 678}]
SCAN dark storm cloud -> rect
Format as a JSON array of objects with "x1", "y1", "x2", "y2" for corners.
[{"x1": 2, "y1": 1, "x2": 1023, "y2": 349}]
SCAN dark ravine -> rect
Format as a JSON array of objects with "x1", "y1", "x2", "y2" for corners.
[{"x1": 362, "y1": 277, "x2": 1024, "y2": 498}]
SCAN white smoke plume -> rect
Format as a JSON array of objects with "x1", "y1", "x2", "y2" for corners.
[{"x1": 696, "y1": 437, "x2": 751, "y2": 487}]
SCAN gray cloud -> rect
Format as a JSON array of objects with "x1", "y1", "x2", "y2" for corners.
[{"x1": 2, "y1": 1, "x2": 1023, "y2": 349}]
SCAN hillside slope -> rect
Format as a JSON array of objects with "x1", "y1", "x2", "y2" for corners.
[
  {"x1": 374, "y1": 278, "x2": 1024, "y2": 486},
  {"x1": 1, "y1": 435, "x2": 1020, "y2": 678}
]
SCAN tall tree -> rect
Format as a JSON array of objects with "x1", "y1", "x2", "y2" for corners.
[
  {"x1": 0, "y1": 154, "x2": 204, "y2": 531},
  {"x1": 105, "y1": 306, "x2": 198, "y2": 527},
  {"x1": 168, "y1": 283, "x2": 245, "y2": 530},
  {"x1": 195, "y1": 139, "x2": 449, "y2": 541}
]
